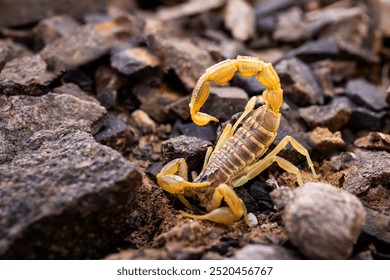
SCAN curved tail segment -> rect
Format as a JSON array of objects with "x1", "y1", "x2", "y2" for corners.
[{"x1": 189, "y1": 55, "x2": 283, "y2": 126}]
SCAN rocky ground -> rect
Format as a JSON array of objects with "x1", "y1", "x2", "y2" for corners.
[{"x1": 0, "y1": 0, "x2": 389, "y2": 260}]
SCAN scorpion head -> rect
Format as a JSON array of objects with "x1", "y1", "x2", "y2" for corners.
[{"x1": 263, "y1": 87, "x2": 283, "y2": 113}]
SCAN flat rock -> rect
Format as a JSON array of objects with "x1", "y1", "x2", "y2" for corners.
[
  {"x1": 94, "y1": 112, "x2": 135, "y2": 154},
  {"x1": 0, "y1": 55, "x2": 57, "y2": 96},
  {"x1": 40, "y1": 16, "x2": 133, "y2": 72},
  {"x1": 225, "y1": 0, "x2": 256, "y2": 41},
  {"x1": 346, "y1": 79, "x2": 388, "y2": 111},
  {"x1": 331, "y1": 149, "x2": 390, "y2": 195},
  {"x1": 275, "y1": 57, "x2": 324, "y2": 106},
  {"x1": 362, "y1": 208, "x2": 390, "y2": 245},
  {"x1": 171, "y1": 120, "x2": 217, "y2": 142},
  {"x1": 161, "y1": 135, "x2": 212, "y2": 172},
  {"x1": 354, "y1": 132, "x2": 390, "y2": 152},
  {"x1": 287, "y1": 37, "x2": 379, "y2": 63},
  {"x1": 53, "y1": 82, "x2": 99, "y2": 104},
  {"x1": 299, "y1": 99, "x2": 352, "y2": 131},
  {"x1": 0, "y1": 40, "x2": 32, "y2": 70},
  {"x1": 33, "y1": 15, "x2": 81, "y2": 45},
  {"x1": 0, "y1": 93, "x2": 142, "y2": 258},
  {"x1": 379, "y1": 0, "x2": 390, "y2": 37},
  {"x1": 132, "y1": 82, "x2": 183, "y2": 123},
  {"x1": 274, "y1": 7, "x2": 309, "y2": 43},
  {"x1": 148, "y1": 34, "x2": 214, "y2": 90},
  {"x1": 231, "y1": 244, "x2": 300, "y2": 260},
  {"x1": 0, "y1": 0, "x2": 132, "y2": 26},
  {"x1": 202, "y1": 86, "x2": 249, "y2": 122},
  {"x1": 110, "y1": 46, "x2": 159, "y2": 76}
]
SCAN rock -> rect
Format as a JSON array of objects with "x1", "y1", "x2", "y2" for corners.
[
  {"x1": 274, "y1": 7, "x2": 309, "y2": 43},
  {"x1": 306, "y1": 6, "x2": 369, "y2": 48},
  {"x1": 132, "y1": 82, "x2": 183, "y2": 123},
  {"x1": 145, "y1": 162, "x2": 164, "y2": 181},
  {"x1": 40, "y1": 15, "x2": 133, "y2": 72},
  {"x1": 33, "y1": 15, "x2": 81, "y2": 45},
  {"x1": 299, "y1": 99, "x2": 352, "y2": 131},
  {"x1": 161, "y1": 135, "x2": 212, "y2": 172},
  {"x1": 254, "y1": 0, "x2": 295, "y2": 17},
  {"x1": 0, "y1": 0, "x2": 132, "y2": 26},
  {"x1": 0, "y1": 93, "x2": 142, "y2": 259},
  {"x1": 94, "y1": 113, "x2": 135, "y2": 154},
  {"x1": 131, "y1": 109, "x2": 157, "y2": 134},
  {"x1": 225, "y1": 0, "x2": 256, "y2": 41},
  {"x1": 270, "y1": 183, "x2": 366, "y2": 259},
  {"x1": 156, "y1": 0, "x2": 225, "y2": 21},
  {"x1": 349, "y1": 108, "x2": 386, "y2": 132},
  {"x1": 331, "y1": 149, "x2": 390, "y2": 195},
  {"x1": 362, "y1": 208, "x2": 390, "y2": 246},
  {"x1": 62, "y1": 69, "x2": 93, "y2": 91},
  {"x1": 346, "y1": 79, "x2": 388, "y2": 111},
  {"x1": 167, "y1": 95, "x2": 192, "y2": 121},
  {"x1": 53, "y1": 83, "x2": 99, "y2": 104},
  {"x1": 110, "y1": 46, "x2": 159, "y2": 76},
  {"x1": 248, "y1": 181, "x2": 274, "y2": 212},
  {"x1": 287, "y1": 37, "x2": 379, "y2": 63},
  {"x1": 275, "y1": 57, "x2": 324, "y2": 106},
  {"x1": 95, "y1": 65, "x2": 127, "y2": 109},
  {"x1": 231, "y1": 244, "x2": 300, "y2": 260},
  {"x1": 202, "y1": 86, "x2": 249, "y2": 122},
  {"x1": 309, "y1": 127, "x2": 346, "y2": 155},
  {"x1": 148, "y1": 34, "x2": 214, "y2": 90},
  {"x1": 311, "y1": 60, "x2": 334, "y2": 98},
  {"x1": 0, "y1": 40, "x2": 32, "y2": 70},
  {"x1": 0, "y1": 55, "x2": 57, "y2": 96},
  {"x1": 354, "y1": 132, "x2": 390, "y2": 152},
  {"x1": 171, "y1": 120, "x2": 217, "y2": 142},
  {"x1": 378, "y1": 0, "x2": 390, "y2": 37}
]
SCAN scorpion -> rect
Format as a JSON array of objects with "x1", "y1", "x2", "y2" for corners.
[{"x1": 157, "y1": 56, "x2": 318, "y2": 225}]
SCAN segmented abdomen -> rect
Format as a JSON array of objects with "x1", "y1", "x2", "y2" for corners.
[{"x1": 197, "y1": 105, "x2": 281, "y2": 186}]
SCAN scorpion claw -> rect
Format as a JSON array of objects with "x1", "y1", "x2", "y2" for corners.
[
  {"x1": 191, "y1": 112, "x2": 219, "y2": 126},
  {"x1": 180, "y1": 207, "x2": 239, "y2": 224}
]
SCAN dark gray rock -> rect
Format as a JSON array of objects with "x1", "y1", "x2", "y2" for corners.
[
  {"x1": 0, "y1": 55, "x2": 57, "y2": 96},
  {"x1": 273, "y1": 7, "x2": 309, "y2": 43},
  {"x1": 0, "y1": 0, "x2": 132, "y2": 26},
  {"x1": 40, "y1": 16, "x2": 133, "y2": 72},
  {"x1": 362, "y1": 208, "x2": 390, "y2": 246},
  {"x1": 53, "y1": 83, "x2": 99, "y2": 104},
  {"x1": 201, "y1": 86, "x2": 249, "y2": 122},
  {"x1": 299, "y1": 99, "x2": 352, "y2": 131},
  {"x1": 94, "y1": 112, "x2": 135, "y2": 154},
  {"x1": 33, "y1": 15, "x2": 81, "y2": 45},
  {"x1": 171, "y1": 120, "x2": 217, "y2": 142},
  {"x1": 110, "y1": 46, "x2": 159, "y2": 75},
  {"x1": 348, "y1": 105, "x2": 387, "y2": 131},
  {"x1": 95, "y1": 65, "x2": 127, "y2": 109},
  {"x1": 133, "y1": 82, "x2": 183, "y2": 123},
  {"x1": 275, "y1": 57, "x2": 324, "y2": 106},
  {"x1": 231, "y1": 244, "x2": 300, "y2": 260},
  {"x1": 148, "y1": 34, "x2": 214, "y2": 90},
  {"x1": 161, "y1": 135, "x2": 212, "y2": 172},
  {"x1": 0, "y1": 93, "x2": 142, "y2": 259},
  {"x1": 286, "y1": 37, "x2": 379, "y2": 63},
  {"x1": 346, "y1": 79, "x2": 388, "y2": 111}
]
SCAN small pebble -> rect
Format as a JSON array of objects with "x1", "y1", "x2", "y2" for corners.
[{"x1": 247, "y1": 212, "x2": 258, "y2": 227}]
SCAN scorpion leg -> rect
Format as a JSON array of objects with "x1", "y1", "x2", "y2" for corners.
[
  {"x1": 157, "y1": 158, "x2": 210, "y2": 195},
  {"x1": 233, "y1": 155, "x2": 303, "y2": 187},
  {"x1": 181, "y1": 183, "x2": 249, "y2": 225},
  {"x1": 263, "y1": 135, "x2": 319, "y2": 179}
]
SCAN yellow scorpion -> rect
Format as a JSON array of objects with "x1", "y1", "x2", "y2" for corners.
[{"x1": 157, "y1": 56, "x2": 318, "y2": 225}]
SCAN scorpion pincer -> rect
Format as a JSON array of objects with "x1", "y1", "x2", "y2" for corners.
[{"x1": 157, "y1": 55, "x2": 318, "y2": 226}]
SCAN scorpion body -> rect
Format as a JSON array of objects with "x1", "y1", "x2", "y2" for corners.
[{"x1": 157, "y1": 56, "x2": 318, "y2": 225}]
